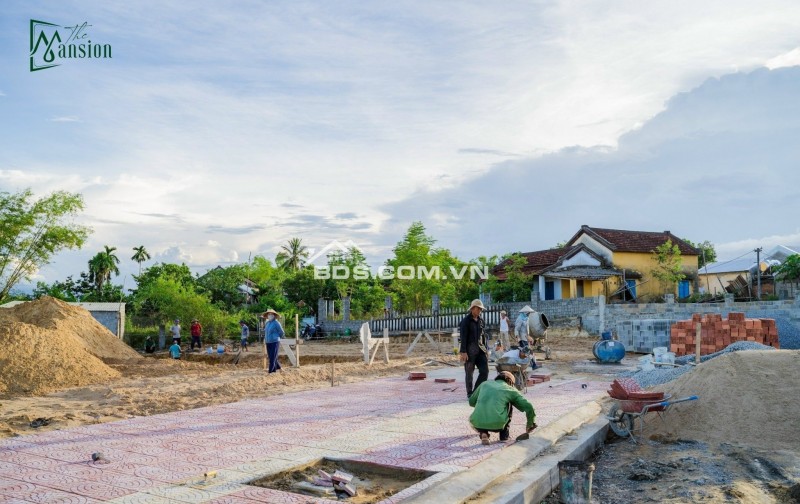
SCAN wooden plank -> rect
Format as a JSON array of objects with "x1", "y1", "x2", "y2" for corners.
[{"x1": 280, "y1": 338, "x2": 297, "y2": 367}]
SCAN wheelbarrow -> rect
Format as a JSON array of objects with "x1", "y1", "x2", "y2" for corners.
[{"x1": 606, "y1": 394, "x2": 698, "y2": 442}]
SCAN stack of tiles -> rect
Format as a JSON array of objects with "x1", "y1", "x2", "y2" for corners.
[
  {"x1": 669, "y1": 313, "x2": 779, "y2": 356},
  {"x1": 615, "y1": 319, "x2": 673, "y2": 353}
]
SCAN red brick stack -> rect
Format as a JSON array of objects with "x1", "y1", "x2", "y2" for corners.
[{"x1": 669, "y1": 313, "x2": 780, "y2": 356}]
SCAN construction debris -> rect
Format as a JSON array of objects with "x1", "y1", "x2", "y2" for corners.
[
  {"x1": 408, "y1": 372, "x2": 427, "y2": 380},
  {"x1": 434, "y1": 378, "x2": 455, "y2": 383}
]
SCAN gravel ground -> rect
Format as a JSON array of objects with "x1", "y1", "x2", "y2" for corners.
[{"x1": 619, "y1": 341, "x2": 776, "y2": 388}]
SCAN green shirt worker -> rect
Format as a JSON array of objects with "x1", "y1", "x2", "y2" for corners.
[{"x1": 469, "y1": 371, "x2": 537, "y2": 444}]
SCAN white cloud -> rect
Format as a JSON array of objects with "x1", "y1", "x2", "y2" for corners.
[
  {"x1": 766, "y1": 47, "x2": 800, "y2": 69},
  {"x1": 49, "y1": 116, "x2": 80, "y2": 123}
]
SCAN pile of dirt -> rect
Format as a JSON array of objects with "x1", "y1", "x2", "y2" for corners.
[
  {"x1": 4, "y1": 296, "x2": 140, "y2": 361},
  {"x1": 0, "y1": 297, "x2": 139, "y2": 397},
  {"x1": 654, "y1": 349, "x2": 800, "y2": 451}
]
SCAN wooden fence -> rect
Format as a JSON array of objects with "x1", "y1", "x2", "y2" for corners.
[{"x1": 369, "y1": 304, "x2": 513, "y2": 334}]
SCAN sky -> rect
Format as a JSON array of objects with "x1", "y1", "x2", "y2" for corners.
[{"x1": 2, "y1": 1, "x2": 800, "y2": 291}]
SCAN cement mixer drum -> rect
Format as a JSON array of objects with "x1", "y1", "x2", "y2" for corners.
[{"x1": 526, "y1": 311, "x2": 550, "y2": 337}]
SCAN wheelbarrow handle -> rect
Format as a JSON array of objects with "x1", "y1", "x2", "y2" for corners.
[{"x1": 658, "y1": 395, "x2": 698, "y2": 408}]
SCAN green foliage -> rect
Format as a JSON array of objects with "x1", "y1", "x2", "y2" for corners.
[
  {"x1": 650, "y1": 240, "x2": 686, "y2": 295},
  {"x1": 482, "y1": 253, "x2": 534, "y2": 302},
  {"x1": 195, "y1": 264, "x2": 249, "y2": 311},
  {"x1": 131, "y1": 245, "x2": 151, "y2": 275},
  {"x1": 775, "y1": 254, "x2": 800, "y2": 282},
  {"x1": 131, "y1": 277, "x2": 234, "y2": 341},
  {"x1": 0, "y1": 189, "x2": 91, "y2": 303},
  {"x1": 88, "y1": 245, "x2": 120, "y2": 295},
  {"x1": 134, "y1": 262, "x2": 195, "y2": 291},
  {"x1": 276, "y1": 237, "x2": 309, "y2": 270},
  {"x1": 683, "y1": 238, "x2": 717, "y2": 268},
  {"x1": 283, "y1": 265, "x2": 332, "y2": 313}
]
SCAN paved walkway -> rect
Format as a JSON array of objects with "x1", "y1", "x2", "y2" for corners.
[{"x1": 0, "y1": 367, "x2": 608, "y2": 504}]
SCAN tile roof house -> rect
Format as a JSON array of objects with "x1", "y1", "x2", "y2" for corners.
[{"x1": 493, "y1": 225, "x2": 700, "y2": 301}]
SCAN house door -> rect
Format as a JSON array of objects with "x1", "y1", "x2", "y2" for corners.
[
  {"x1": 576, "y1": 282, "x2": 584, "y2": 298},
  {"x1": 626, "y1": 280, "x2": 637, "y2": 300},
  {"x1": 678, "y1": 280, "x2": 690, "y2": 299},
  {"x1": 544, "y1": 281, "x2": 555, "y2": 300}
]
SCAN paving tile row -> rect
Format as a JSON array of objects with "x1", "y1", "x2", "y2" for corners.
[{"x1": 0, "y1": 374, "x2": 608, "y2": 503}]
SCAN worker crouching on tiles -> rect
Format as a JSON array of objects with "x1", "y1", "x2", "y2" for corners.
[{"x1": 468, "y1": 371, "x2": 537, "y2": 445}]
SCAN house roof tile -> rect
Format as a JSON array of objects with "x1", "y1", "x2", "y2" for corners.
[{"x1": 567, "y1": 225, "x2": 699, "y2": 255}]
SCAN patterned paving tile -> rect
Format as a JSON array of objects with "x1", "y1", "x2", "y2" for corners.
[{"x1": 0, "y1": 374, "x2": 609, "y2": 502}]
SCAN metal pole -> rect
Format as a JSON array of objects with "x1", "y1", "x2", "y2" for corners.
[{"x1": 755, "y1": 247, "x2": 763, "y2": 300}]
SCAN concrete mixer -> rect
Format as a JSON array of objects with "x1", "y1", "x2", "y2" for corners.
[
  {"x1": 515, "y1": 306, "x2": 550, "y2": 356},
  {"x1": 526, "y1": 311, "x2": 550, "y2": 352}
]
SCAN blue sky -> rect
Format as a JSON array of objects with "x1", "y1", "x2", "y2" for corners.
[{"x1": 2, "y1": 1, "x2": 800, "y2": 289}]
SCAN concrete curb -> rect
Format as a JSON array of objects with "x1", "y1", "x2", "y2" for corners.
[
  {"x1": 468, "y1": 415, "x2": 609, "y2": 503},
  {"x1": 401, "y1": 401, "x2": 604, "y2": 504}
]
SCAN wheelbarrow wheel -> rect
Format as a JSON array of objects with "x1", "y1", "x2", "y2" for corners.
[{"x1": 607, "y1": 403, "x2": 634, "y2": 437}]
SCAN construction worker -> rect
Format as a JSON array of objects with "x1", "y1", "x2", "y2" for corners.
[
  {"x1": 239, "y1": 320, "x2": 250, "y2": 352},
  {"x1": 496, "y1": 341, "x2": 536, "y2": 390},
  {"x1": 515, "y1": 306, "x2": 535, "y2": 346},
  {"x1": 459, "y1": 299, "x2": 489, "y2": 399},
  {"x1": 144, "y1": 335, "x2": 156, "y2": 354},
  {"x1": 263, "y1": 309, "x2": 285, "y2": 373},
  {"x1": 469, "y1": 371, "x2": 537, "y2": 444},
  {"x1": 169, "y1": 341, "x2": 181, "y2": 360},
  {"x1": 190, "y1": 319, "x2": 203, "y2": 350}
]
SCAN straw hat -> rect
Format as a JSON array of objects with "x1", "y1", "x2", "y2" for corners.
[
  {"x1": 496, "y1": 371, "x2": 515, "y2": 386},
  {"x1": 519, "y1": 305, "x2": 535, "y2": 314},
  {"x1": 469, "y1": 299, "x2": 485, "y2": 310},
  {"x1": 262, "y1": 309, "x2": 280, "y2": 318}
]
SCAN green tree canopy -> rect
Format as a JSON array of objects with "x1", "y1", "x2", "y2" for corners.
[
  {"x1": 651, "y1": 240, "x2": 686, "y2": 295},
  {"x1": 195, "y1": 264, "x2": 249, "y2": 311},
  {"x1": 0, "y1": 189, "x2": 91, "y2": 303},
  {"x1": 683, "y1": 238, "x2": 717, "y2": 268},
  {"x1": 482, "y1": 253, "x2": 534, "y2": 302},
  {"x1": 276, "y1": 237, "x2": 309, "y2": 270},
  {"x1": 131, "y1": 245, "x2": 151, "y2": 275},
  {"x1": 775, "y1": 254, "x2": 800, "y2": 282},
  {"x1": 88, "y1": 245, "x2": 120, "y2": 295}
]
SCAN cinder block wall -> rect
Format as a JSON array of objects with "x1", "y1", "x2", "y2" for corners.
[{"x1": 90, "y1": 311, "x2": 121, "y2": 338}]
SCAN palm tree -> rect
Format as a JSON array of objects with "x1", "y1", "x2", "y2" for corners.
[
  {"x1": 88, "y1": 245, "x2": 120, "y2": 294},
  {"x1": 131, "y1": 245, "x2": 151, "y2": 275},
  {"x1": 276, "y1": 237, "x2": 309, "y2": 270}
]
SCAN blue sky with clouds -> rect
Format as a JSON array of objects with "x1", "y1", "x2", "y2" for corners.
[{"x1": 2, "y1": 1, "x2": 800, "y2": 289}]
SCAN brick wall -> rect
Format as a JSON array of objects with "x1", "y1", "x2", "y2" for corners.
[{"x1": 90, "y1": 311, "x2": 123, "y2": 338}]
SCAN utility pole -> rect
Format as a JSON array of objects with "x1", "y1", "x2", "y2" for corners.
[{"x1": 755, "y1": 247, "x2": 763, "y2": 300}]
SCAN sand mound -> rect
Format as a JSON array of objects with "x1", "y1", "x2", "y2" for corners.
[
  {"x1": 0, "y1": 297, "x2": 139, "y2": 397},
  {"x1": 1, "y1": 297, "x2": 140, "y2": 361},
  {"x1": 0, "y1": 322, "x2": 120, "y2": 397},
  {"x1": 653, "y1": 350, "x2": 800, "y2": 451}
]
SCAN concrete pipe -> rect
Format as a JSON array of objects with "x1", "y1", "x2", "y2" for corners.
[{"x1": 526, "y1": 311, "x2": 550, "y2": 337}]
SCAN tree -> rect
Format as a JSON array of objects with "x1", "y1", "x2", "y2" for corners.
[
  {"x1": 0, "y1": 189, "x2": 91, "y2": 303},
  {"x1": 482, "y1": 253, "x2": 534, "y2": 302},
  {"x1": 131, "y1": 245, "x2": 151, "y2": 275},
  {"x1": 195, "y1": 264, "x2": 249, "y2": 311},
  {"x1": 132, "y1": 277, "x2": 233, "y2": 341},
  {"x1": 88, "y1": 245, "x2": 120, "y2": 295},
  {"x1": 276, "y1": 237, "x2": 309, "y2": 270},
  {"x1": 683, "y1": 238, "x2": 717, "y2": 268},
  {"x1": 651, "y1": 240, "x2": 686, "y2": 295},
  {"x1": 775, "y1": 254, "x2": 800, "y2": 282}
]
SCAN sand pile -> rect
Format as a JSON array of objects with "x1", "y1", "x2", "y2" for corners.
[
  {"x1": 3, "y1": 296, "x2": 140, "y2": 361},
  {"x1": 0, "y1": 297, "x2": 139, "y2": 397},
  {"x1": 653, "y1": 350, "x2": 800, "y2": 451}
]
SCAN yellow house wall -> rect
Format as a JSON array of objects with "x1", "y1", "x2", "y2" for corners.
[
  {"x1": 561, "y1": 279, "x2": 571, "y2": 298},
  {"x1": 611, "y1": 251, "x2": 699, "y2": 298}
]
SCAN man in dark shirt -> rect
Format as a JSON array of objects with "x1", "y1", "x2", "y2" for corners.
[{"x1": 459, "y1": 299, "x2": 489, "y2": 398}]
